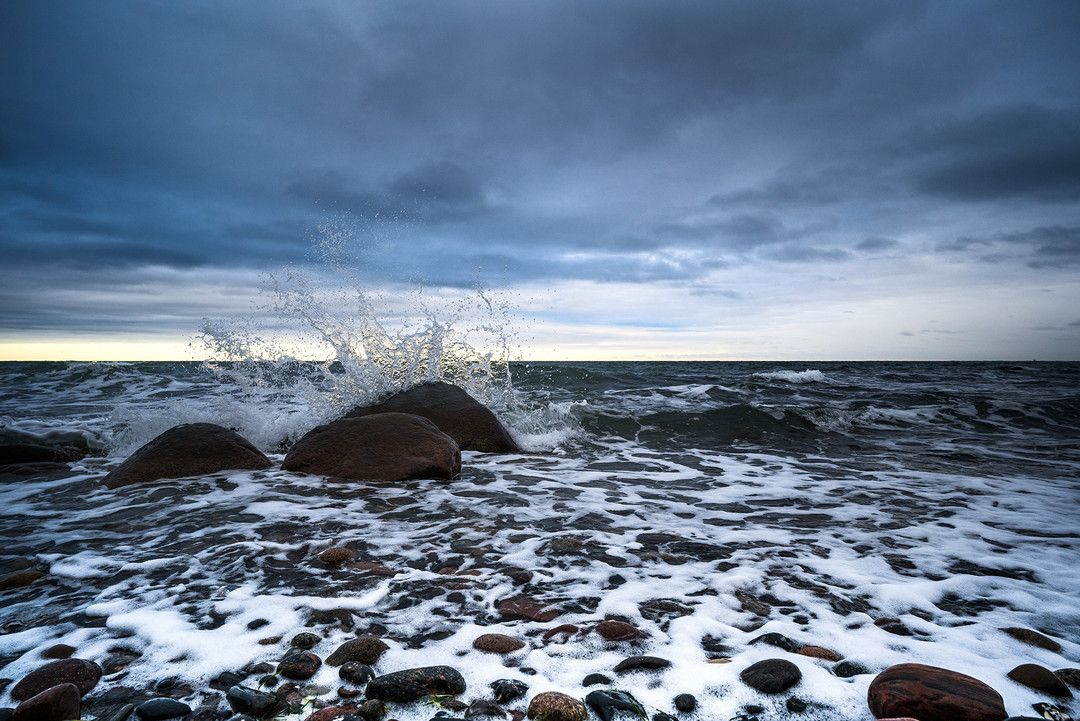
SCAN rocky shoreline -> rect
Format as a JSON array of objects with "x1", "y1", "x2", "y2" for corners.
[{"x1": 1, "y1": 617, "x2": 1077, "y2": 721}]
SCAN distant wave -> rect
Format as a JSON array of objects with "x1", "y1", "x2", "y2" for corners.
[{"x1": 751, "y1": 369, "x2": 828, "y2": 384}]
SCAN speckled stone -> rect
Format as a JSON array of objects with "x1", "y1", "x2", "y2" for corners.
[
  {"x1": 472, "y1": 634, "x2": 526, "y2": 654},
  {"x1": 327, "y1": 636, "x2": 389, "y2": 667},
  {"x1": 526, "y1": 692, "x2": 586, "y2": 721},
  {"x1": 10, "y1": 659, "x2": 103, "y2": 701},
  {"x1": 594, "y1": 621, "x2": 647, "y2": 642},
  {"x1": 364, "y1": 666, "x2": 466, "y2": 702}
]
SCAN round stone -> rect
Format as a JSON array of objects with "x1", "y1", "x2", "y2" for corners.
[
  {"x1": 740, "y1": 659, "x2": 802, "y2": 694},
  {"x1": 278, "y1": 652, "x2": 322, "y2": 680},
  {"x1": 673, "y1": 694, "x2": 696, "y2": 712},
  {"x1": 339, "y1": 663, "x2": 375, "y2": 686},
  {"x1": 526, "y1": 692, "x2": 587, "y2": 721},
  {"x1": 291, "y1": 633, "x2": 322, "y2": 650},
  {"x1": 472, "y1": 634, "x2": 526, "y2": 654}
]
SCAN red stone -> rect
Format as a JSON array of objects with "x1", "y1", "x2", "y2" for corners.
[
  {"x1": 867, "y1": 663, "x2": 1007, "y2": 721},
  {"x1": 10, "y1": 659, "x2": 102, "y2": 701},
  {"x1": 472, "y1": 633, "x2": 526, "y2": 654},
  {"x1": 594, "y1": 621, "x2": 647, "y2": 641},
  {"x1": 282, "y1": 414, "x2": 460, "y2": 482},
  {"x1": 497, "y1": 597, "x2": 561, "y2": 622},
  {"x1": 103, "y1": 423, "x2": 271, "y2": 488},
  {"x1": 542, "y1": 624, "x2": 580, "y2": 644},
  {"x1": 12, "y1": 683, "x2": 81, "y2": 721},
  {"x1": 345, "y1": 382, "x2": 519, "y2": 453},
  {"x1": 303, "y1": 705, "x2": 357, "y2": 721},
  {"x1": 1007, "y1": 663, "x2": 1072, "y2": 698},
  {"x1": 319, "y1": 547, "x2": 357, "y2": 565}
]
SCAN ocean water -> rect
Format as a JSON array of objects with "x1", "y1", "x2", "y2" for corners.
[{"x1": 1, "y1": 358, "x2": 1079, "y2": 721}]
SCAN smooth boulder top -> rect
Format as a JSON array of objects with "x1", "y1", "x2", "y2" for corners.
[
  {"x1": 867, "y1": 663, "x2": 1007, "y2": 721},
  {"x1": 282, "y1": 413, "x2": 461, "y2": 482},
  {"x1": 344, "y1": 381, "x2": 519, "y2": 453},
  {"x1": 104, "y1": 423, "x2": 272, "y2": 489}
]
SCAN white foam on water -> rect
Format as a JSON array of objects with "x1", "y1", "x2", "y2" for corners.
[{"x1": 752, "y1": 369, "x2": 829, "y2": 384}]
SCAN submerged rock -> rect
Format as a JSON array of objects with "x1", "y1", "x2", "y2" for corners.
[
  {"x1": 282, "y1": 414, "x2": 460, "y2": 483},
  {"x1": 10, "y1": 659, "x2": 103, "y2": 701},
  {"x1": 225, "y1": 686, "x2": 282, "y2": 718},
  {"x1": 797, "y1": 646, "x2": 842, "y2": 662},
  {"x1": 0, "y1": 570, "x2": 46, "y2": 589},
  {"x1": 526, "y1": 692, "x2": 586, "y2": 721},
  {"x1": 491, "y1": 679, "x2": 528, "y2": 704},
  {"x1": 585, "y1": 690, "x2": 645, "y2": 721},
  {"x1": 594, "y1": 621, "x2": 647, "y2": 642},
  {"x1": 1006, "y1": 664, "x2": 1072, "y2": 698},
  {"x1": 0, "y1": 444, "x2": 73, "y2": 465},
  {"x1": 365, "y1": 666, "x2": 466, "y2": 702},
  {"x1": 319, "y1": 548, "x2": 357, "y2": 566},
  {"x1": 740, "y1": 659, "x2": 801, "y2": 694},
  {"x1": 134, "y1": 698, "x2": 192, "y2": 720},
  {"x1": 103, "y1": 423, "x2": 271, "y2": 488},
  {"x1": 497, "y1": 597, "x2": 562, "y2": 622},
  {"x1": 748, "y1": 632, "x2": 801, "y2": 653},
  {"x1": 867, "y1": 663, "x2": 1007, "y2": 721},
  {"x1": 344, "y1": 382, "x2": 519, "y2": 453},
  {"x1": 1000, "y1": 627, "x2": 1062, "y2": 653}
]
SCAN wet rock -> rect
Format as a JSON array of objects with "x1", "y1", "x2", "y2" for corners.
[
  {"x1": 0, "y1": 571, "x2": 46, "y2": 589},
  {"x1": 355, "y1": 700, "x2": 385, "y2": 721},
  {"x1": 526, "y1": 692, "x2": 586, "y2": 721},
  {"x1": 40, "y1": 646, "x2": 76, "y2": 661},
  {"x1": 786, "y1": 697, "x2": 808, "y2": 713},
  {"x1": 303, "y1": 706, "x2": 357, "y2": 721},
  {"x1": 594, "y1": 621, "x2": 646, "y2": 642},
  {"x1": 327, "y1": 637, "x2": 389, "y2": 667},
  {"x1": 874, "y1": 618, "x2": 913, "y2": 637},
  {"x1": 246, "y1": 619, "x2": 270, "y2": 631},
  {"x1": 833, "y1": 660, "x2": 870, "y2": 678},
  {"x1": 103, "y1": 423, "x2": 271, "y2": 488},
  {"x1": 651, "y1": 715, "x2": 676, "y2": 721},
  {"x1": 867, "y1": 663, "x2": 1007, "y2": 721},
  {"x1": 1032, "y1": 703, "x2": 1071, "y2": 721},
  {"x1": 11, "y1": 659, "x2": 103, "y2": 701},
  {"x1": 1000, "y1": 628, "x2": 1063, "y2": 653},
  {"x1": 613, "y1": 656, "x2": 671, "y2": 673},
  {"x1": 96, "y1": 702, "x2": 136, "y2": 721},
  {"x1": 1006, "y1": 664, "x2": 1072, "y2": 698},
  {"x1": 466, "y1": 700, "x2": 506, "y2": 719},
  {"x1": 797, "y1": 646, "x2": 842, "y2": 662},
  {"x1": 259, "y1": 677, "x2": 278, "y2": 689},
  {"x1": 134, "y1": 698, "x2": 191, "y2": 720},
  {"x1": 541, "y1": 625, "x2": 579, "y2": 644},
  {"x1": 210, "y1": 673, "x2": 245, "y2": 692},
  {"x1": 748, "y1": 632, "x2": 801, "y2": 653},
  {"x1": 488, "y1": 681, "x2": 528, "y2": 707},
  {"x1": 282, "y1": 414, "x2": 460, "y2": 483},
  {"x1": 0, "y1": 444, "x2": 74, "y2": 464},
  {"x1": 365, "y1": 666, "x2": 466, "y2": 702},
  {"x1": 11, "y1": 683, "x2": 81, "y2": 721},
  {"x1": 638, "y1": 600, "x2": 693, "y2": 624},
  {"x1": 291, "y1": 633, "x2": 322, "y2": 650},
  {"x1": 225, "y1": 686, "x2": 282, "y2": 718},
  {"x1": 344, "y1": 382, "x2": 519, "y2": 453},
  {"x1": 339, "y1": 664, "x2": 375, "y2": 686},
  {"x1": 278, "y1": 652, "x2": 321, "y2": 681},
  {"x1": 740, "y1": 659, "x2": 801, "y2": 694},
  {"x1": 319, "y1": 548, "x2": 357, "y2": 566},
  {"x1": 1056, "y1": 668, "x2": 1080, "y2": 689},
  {"x1": 582, "y1": 674, "x2": 611, "y2": 687},
  {"x1": 585, "y1": 690, "x2": 645, "y2": 721},
  {"x1": 472, "y1": 634, "x2": 525, "y2": 655},
  {"x1": 673, "y1": 694, "x2": 695, "y2": 712},
  {"x1": 497, "y1": 597, "x2": 561, "y2": 623}
]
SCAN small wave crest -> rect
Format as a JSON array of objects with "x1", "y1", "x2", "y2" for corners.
[{"x1": 752, "y1": 368, "x2": 828, "y2": 384}]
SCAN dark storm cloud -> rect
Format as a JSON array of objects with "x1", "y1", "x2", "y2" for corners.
[{"x1": 2, "y1": 0, "x2": 1080, "y2": 341}]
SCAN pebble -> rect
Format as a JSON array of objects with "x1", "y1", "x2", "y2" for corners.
[
  {"x1": 210, "y1": 672, "x2": 245, "y2": 692},
  {"x1": 259, "y1": 675, "x2": 279, "y2": 688},
  {"x1": 1007, "y1": 664, "x2": 1073, "y2": 698},
  {"x1": 491, "y1": 679, "x2": 528, "y2": 704},
  {"x1": 319, "y1": 548, "x2": 357, "y2": 566},
  {"x1": 134, "y1": 698, "x2": 192, "y2": 720},
  {"x1": 739, "y1": 659, "x2": 802, "y2": 694},
  {"x1": 247, "y1": 619, "x2": 270, "y2": 631},
  {"x1": 291, "y1": 633, "x2": 322, "y2": 650},
  {"x1": 303, "y1": 705, "x2": 357, "y2": 721},
  {"x1": 526, "y1": 692, "x2": 586, "y2": 721},
  {"x1": 796, "y1": 646, "x2": 842, "y2": 662},
  {"x1": 673, "y1": 694, "x2": 695, "y2": 712},
  {"x1": 356, "y1": 700, "x2": 385, "y2": 720},
  {"x1": 585, "y1": 690, "x2": 645, "y2": 721},
  {"x1": 472, "y1": 634, "x2": 525, "y2": 655},
  {"x1": 278, "y1": 652, "x2": 322, "y2": 681},
  {"x1": 1000, "y1": 627, "x2": 1063, "y2": 653},
  {"x1": 833, "y1": 660, "x2": 870, "y2": 678},
  {"x1": 497, "y1": 597, "x2": 562, "y2": 623},
  {"x1": 326, "y1": 636, "x2": 389, "y2": 667},
  {"x1": 786, "y1": 698, "x2": 808, "y2": 713},
  {"x1": 339, "y1": 663, "x2": 375, "y2": 686},
  {"x1": 613, "y1": 656, "x2": 671, "y2": 673},
  {"x1": 582, "y1": 674, "x2": 611, "y2": 687}
]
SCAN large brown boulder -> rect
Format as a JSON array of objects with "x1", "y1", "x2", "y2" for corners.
[
  {"x1": 867, "y1": 663, "x2": 1007, "y2": 721},
  {"x1": 345, "y1": 382, "x2": 519, "y2": 453},
  {"x1": 12, "y1": 683, "x2": 81, "y2": 721},
  {"x1": 10, "y1": 659, "x2": 102, "y2": 701},
  {"x1": 103, "y1": 423, "x2": 271, "y2": 489},
  {"x1": 282, "y1": 413, "x2": 460, "y2": 482}
]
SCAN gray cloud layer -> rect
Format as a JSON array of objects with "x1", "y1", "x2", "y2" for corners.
[{"x1": 2, "y1": 0, "x2": 1079, "y2": 349}]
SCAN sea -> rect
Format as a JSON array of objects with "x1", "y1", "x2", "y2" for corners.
[{"x1": 1, "y1": 356, "x2": 1079, "y2": 721}]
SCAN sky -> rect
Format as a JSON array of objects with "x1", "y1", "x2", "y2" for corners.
[{"x1": 2, "y1": 1, "x2": 1080, "y2": 361}]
